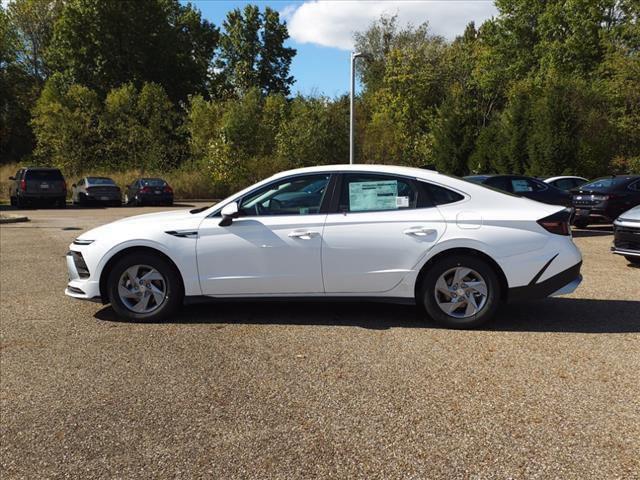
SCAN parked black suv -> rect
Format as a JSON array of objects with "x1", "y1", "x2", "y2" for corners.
[
  {"x1": 464, "y1": 174, "x2": 572, "y2": 207},
  {"x1": 9, "y1": 167, "x2": 67, "y2": 208},
  {"x1": 571, "y1": 175, "x2": 640, "y2": 228}
]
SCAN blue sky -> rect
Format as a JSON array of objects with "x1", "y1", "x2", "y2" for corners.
[{"x1": 190, "y1": 1, "x2": 498, "y2": 97}]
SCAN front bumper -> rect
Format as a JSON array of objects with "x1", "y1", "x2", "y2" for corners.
[
  {"x1": 65, "y1": 252, "x2": 101, "y2": 301},
  {"x1": 508, "y1": 262, "x2": 582, "y2": 302},
  {"x1": 611, "y1": 223, "x2": 640, "y2": 257}
]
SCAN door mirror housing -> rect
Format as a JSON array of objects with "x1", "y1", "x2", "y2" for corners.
[
  {"x1": 9, "y1": 176, "x2": 15, "y2": 180},
  {"x1": 72, "y1": 183, "x2": 77, "y2": 188},
  {"x1": 219, "y1": 202, "x2": 239, "y2": 226}
]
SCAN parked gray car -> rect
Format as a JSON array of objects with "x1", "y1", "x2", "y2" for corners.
[{"x1": 71, "y1": 177, "x2": 121, "y2": 206}]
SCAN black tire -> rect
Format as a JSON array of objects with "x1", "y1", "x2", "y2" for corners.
[
  {"x1": 10, "y1": 196, "x2": 16, "y2": 207},
  {"x1": 57, "y1": 197, "x2": 66, "y2": 208},
  {"x1": 419, "y1": 254, "x2": 502, "y2": 329},
  {"x1": 624, "y1": 255, "x2": 640, "y2": 266},
  {"x1": 15, "y1": 196, "x2": 26, "y2": 208},
  {"x1": 573, "y1": 219, "x2": 588, "y2": 229},
  {"x1": 107, "y1": 252, "x2": 183, "y2": 322}
]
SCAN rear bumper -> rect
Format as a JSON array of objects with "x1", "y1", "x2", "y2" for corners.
[
  {"x1": 137, "y1": 194, "x2": 173, "y2": 204},
  {"x1": 508, "y1": 262, "x2": 582, "y2": 302},
  {"x1": 19, "y1": 192, "x2": 66, "y2": 199}
]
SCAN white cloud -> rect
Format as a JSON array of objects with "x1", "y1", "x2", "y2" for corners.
[{"x1": 283, "y1": 1, "x2": 498, "y2": 50}]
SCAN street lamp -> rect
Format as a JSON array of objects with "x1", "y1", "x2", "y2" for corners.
[{"x1": 350, "y1": 52, "x2": 371, "y2": 164}]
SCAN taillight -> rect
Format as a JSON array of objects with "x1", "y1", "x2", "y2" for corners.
[
  {"x1": 140, "y1": 186, "x2": 151, "y2": 193},
  {"x1": 163, "y1": 185, "x2": 173, "y2": 194},
  {"x1": 537, "y1": 210, "x2": 571, "y2": 236},
  {"x1": 20, "y1": 179, "x2": 26, "y2": 191}
]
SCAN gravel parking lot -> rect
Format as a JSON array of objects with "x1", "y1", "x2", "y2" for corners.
[{"x1": 1, "y1": 204, "x2": 639, "y2": 479}]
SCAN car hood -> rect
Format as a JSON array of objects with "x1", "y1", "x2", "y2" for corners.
[
  {"x1": 77, "y1": 209, "x2": 203, "y2": 241},
  {"x1": 617, "y1": 205, "x2": 640, "y2": 222}
]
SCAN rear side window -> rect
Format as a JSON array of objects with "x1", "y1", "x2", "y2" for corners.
[
  {"x1": 628, "y1": 181, "x2": 640, "y2": 192},
  {"x1": 511, "y1": 178, "x2": 546, "y2": 193},
  {"x1": 553, "y1": 178, "x2": 576, "y2": 190},
  {"x1": 485, "y1": 176, "x2": 511, "y2": 191},
  {"x1": 25, "y1": 169, "x2": 63, "y2": 181},
  {"x1": 421, "y1": 182, "x2": 464, "y2": 205},
  {"x1": 338, "y1": 174, "x2": 424, "y2": 212}
]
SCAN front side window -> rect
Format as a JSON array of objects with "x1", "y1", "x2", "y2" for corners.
[
  {"x1": 338, "y1": 174, "x2": 420, "y2": 212},
  {"x1": 239, "y1": 174, "x2": 330, "y2": 216}
]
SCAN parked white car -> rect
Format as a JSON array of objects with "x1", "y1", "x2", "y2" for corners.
[
  {"x1": 612, "y1": 205, "x2": 640, "y2": 265},
  {"x1": 65, "y1": 165, "x2": 583, "y2": 328},
  {"x1": 542, "y1": 176, "x2": 588, "y2": 191}
]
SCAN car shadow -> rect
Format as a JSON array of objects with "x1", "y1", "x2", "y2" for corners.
[
  {"x1": 94, "y1": 297, "x2": 640, "y2": 333},
  {"x1": 571, "y1": 225, "x2": 613, "y2": 238}
]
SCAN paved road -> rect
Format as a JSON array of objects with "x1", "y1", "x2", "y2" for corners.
[{"x1": 1, "y1": 205, "x2": 639, "y2": 479}]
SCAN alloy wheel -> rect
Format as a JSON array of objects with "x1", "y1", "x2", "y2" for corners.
[
  {"x1": 117, "y1": 264, "x2": 167, "y2": 313},
  {"x1": 434, "y1": 267, "x2": 488, "y2": 318}
]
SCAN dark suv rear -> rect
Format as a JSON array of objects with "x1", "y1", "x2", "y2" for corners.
[
  {"x1": 571, "y1": 175, "x2": 640, "y2": 228},
  {"x1": 9, "y1": 168, "x2": 67, "y2": 208}
]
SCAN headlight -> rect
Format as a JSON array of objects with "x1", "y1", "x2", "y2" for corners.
[{"x1": 73, "y1": 238, "x2": 95, "y2": 246}]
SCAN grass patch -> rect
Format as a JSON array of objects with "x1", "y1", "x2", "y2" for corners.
[{"x1": 0, "y1": 162, "x2": 230, "y2": 200}]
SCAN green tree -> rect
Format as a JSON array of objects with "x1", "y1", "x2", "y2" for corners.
[
  {"x1": 219, "y1": 5, "x2": 295, "y2": 96},
  {"x1": 31, "y1": 74, "x2": 101, "y2": 174},
  {"x1": 47, "y1": 0, "x2": 218, "y2": 102}
]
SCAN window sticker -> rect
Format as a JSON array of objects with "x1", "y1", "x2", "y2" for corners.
[
  {"x1": 349, "y1": 180, "x2": 398, "y2": 211},
  {"x1": 512, "y1": 179, "x2": 532, "y2": 193},
  {"x1": 396, "y1": 196, "x2": 409, "y2": 208}
]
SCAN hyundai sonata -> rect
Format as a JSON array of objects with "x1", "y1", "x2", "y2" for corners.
[{"x1": 65, "y1": 165, "x2": 582, "y2": 328}]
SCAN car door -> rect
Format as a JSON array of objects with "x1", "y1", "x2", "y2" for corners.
[
  {"x1": 321, "y1": 173, "x2": 447, "y2": 294},
  {"x1": 196, "y1": 173, "x2": 333, "y2": 296}
]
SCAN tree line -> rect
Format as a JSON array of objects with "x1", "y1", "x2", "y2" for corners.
[{"x1": 1, "y1": 0, "x2": 638, "y2": 194}]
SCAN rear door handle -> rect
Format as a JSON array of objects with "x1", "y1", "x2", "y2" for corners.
[
  {"x1": 403, "y1": 226, "x2": 436, "y2": 237},
  {"x1": 288, "y1": 230, "x2": 319, "y2": 240}
]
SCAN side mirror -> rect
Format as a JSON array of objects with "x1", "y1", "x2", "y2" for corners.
[
  {"x1": 9, "y1": 176, "x2": 15, "y2": 180},
  {"x1": 71, "y1": 183, "x2": 77, "y2": 188},
  {"x1": 219, "y1": 202, "x2": 239, "y2": 227}
]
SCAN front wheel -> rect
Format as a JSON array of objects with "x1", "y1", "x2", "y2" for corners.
[
  {"x1": 107, "y1": 252, "x2": 183, "y2": 322},
  {"x1": 419, "y1": 255, "x2": 502, "y2": 329}
]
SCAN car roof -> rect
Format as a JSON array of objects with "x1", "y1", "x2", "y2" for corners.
[
  {"x1": 545, "y1": 176, "x2": 587, "y2": 182},
  {"x1": 271, "y1": 164, "x2": 443, "y2": 181}
]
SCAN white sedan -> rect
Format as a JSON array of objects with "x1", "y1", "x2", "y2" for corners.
[{"x1": 65, "y1": 165, "x2": 583, "y2": 328}]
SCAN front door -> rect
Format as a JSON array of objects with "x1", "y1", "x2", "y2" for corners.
[
  {"x1": 196, "y1": 173, "x2": 332, "y2": 296},
  {"x1": 322, "y1": 173, "x2": 447, "y2": 293}
]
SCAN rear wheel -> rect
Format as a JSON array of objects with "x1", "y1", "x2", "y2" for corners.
[
  {"x1": 15, "y1": 196, "x2": 26, "y2": 208},
  {"x1": 57, "y1": 197, "x2": 66, "y2": 208},
  {"x1": 10, "y1": 196, "x2": 16, "y2": 207},
  {"x1": 573, "y1": 219, "x2": 588, "y2": 229},
  {"x1": 624, "y1": 255, "x2": 640, "y2": 266},
  {"x1": 107, "y1": 252, "x2": 183, "y2": 322},
  {"x1": 420, "y1": 255, "x2": 501, "y2": 329}
]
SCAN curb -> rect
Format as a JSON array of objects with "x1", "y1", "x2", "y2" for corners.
[{"x1": 0, "y1": 215, "x2": 30, "y2": 224}]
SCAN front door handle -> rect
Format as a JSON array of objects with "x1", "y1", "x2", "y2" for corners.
[
  {"x1": 288, "y1": 230, "x2": 319, "y2": 240},
  {"x1": 403, "y1": 226, "x2": 436, "y2": 237}
]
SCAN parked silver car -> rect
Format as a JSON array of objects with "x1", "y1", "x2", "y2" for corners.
[{"x1": 71, "y1": 177, "x2": 121, "y2": 206}]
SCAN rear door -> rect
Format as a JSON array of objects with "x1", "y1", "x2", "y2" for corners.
[{"x1": 321, "y1": 173, "x2": 447, "y2": 294}]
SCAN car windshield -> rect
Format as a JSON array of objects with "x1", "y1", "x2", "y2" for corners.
[
  {"x1": 87, "y1": 177, "x2": 116, "y2": 185},
  {"x1": 580, "y1": 177, "x2": 628, "y2": 191},
  {"x1": 141, "y1": 179, "x2": 166, "y2": 187},
  {"x1": 25, "y1": 169, "x2": 63, "y2": 181}
]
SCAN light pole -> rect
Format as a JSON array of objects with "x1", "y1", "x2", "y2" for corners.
[{"x1": 350, "y1": 52, "x2": 369, "y2": 164}]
